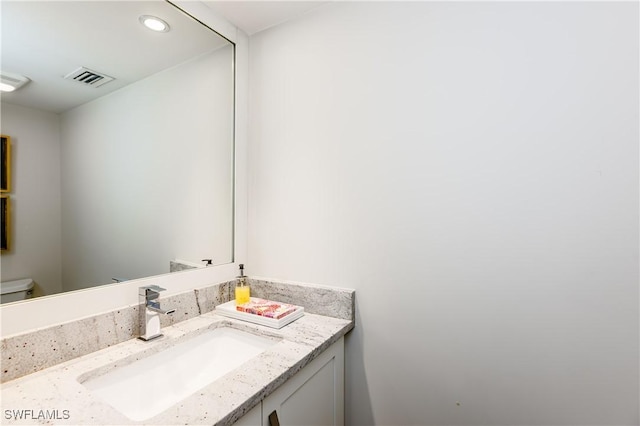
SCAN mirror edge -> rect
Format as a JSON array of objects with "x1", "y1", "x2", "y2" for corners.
[{"x1": 0, "y1": 1, "x2": 249, "y2": 337}]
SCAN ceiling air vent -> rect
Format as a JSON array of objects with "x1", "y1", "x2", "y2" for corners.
[{"x1": 64, "y1": 67, "x2": 114, "y2": 88}]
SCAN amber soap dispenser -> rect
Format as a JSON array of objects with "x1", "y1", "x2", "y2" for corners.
[{"x1": 235, "y1": 264, "x2": 250, "y2": 305}]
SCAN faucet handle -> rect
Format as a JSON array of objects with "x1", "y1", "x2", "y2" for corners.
[{"x1": 139, "y1": 285, "x2": 167, "y2": 297}]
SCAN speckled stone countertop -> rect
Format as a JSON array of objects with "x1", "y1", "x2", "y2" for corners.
[
  {"x1": 0, "y1": 310, "x2": 353, "y2": 425},
  {"x1": 0, "y1": 278, "x2": 355, "y2": 425}
]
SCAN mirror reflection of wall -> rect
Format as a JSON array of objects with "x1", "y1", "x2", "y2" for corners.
[{"x1": 0, "y1": 1, "x2": 234, "y2": 300}]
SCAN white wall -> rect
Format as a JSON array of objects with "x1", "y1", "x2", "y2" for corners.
[
  {"x1": 248, "y1": 2, "x2": 639, "y2": 425},
  {"x1": 60, "y1": 46, "x2": 234, "y2": 291},
  {"x1": 0, "y1": 103, "x2": 62, "y2": 297}
]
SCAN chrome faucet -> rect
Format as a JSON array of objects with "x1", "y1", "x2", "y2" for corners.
[{"x1": 139, "y1": 285, "x2": 175, "y2": 341}]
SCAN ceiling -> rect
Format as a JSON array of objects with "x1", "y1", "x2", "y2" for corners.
[
  {"x1": 203, "y1": 1, "x2": 327, "y2": 35},
  {"x1": 0, "y1": 1, "x2": 326, "y2": 114}
]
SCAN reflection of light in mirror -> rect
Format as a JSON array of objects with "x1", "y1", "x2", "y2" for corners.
[
  {"x1": 139, "y1": 15, "x2": 170, "y2": 32},
  {"x1": 0, "y1": 83, "x2": 15, "y2": 92},
  {"x1": 0, "y1": 71, "x2": 30, "y2": 92}
]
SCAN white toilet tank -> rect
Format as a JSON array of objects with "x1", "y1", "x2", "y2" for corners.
[{"x1": 0, "y1": 278, "x2": 35, "y2": 303}]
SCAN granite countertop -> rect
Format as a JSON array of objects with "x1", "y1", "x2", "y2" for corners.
[{"x1": 1, "y1": 311, "x2": 353, "y2": 425}]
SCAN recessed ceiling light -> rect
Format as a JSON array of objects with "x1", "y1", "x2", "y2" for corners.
[
  {"x1": 0, "y1": 71, "x2": 30, "y2": 92},
  {"x1": 0, "y1": 83, "x2": 16, "y2": 92},
  {"x1": 139, "y1": 15, "x2": 170, "y2": 32}
]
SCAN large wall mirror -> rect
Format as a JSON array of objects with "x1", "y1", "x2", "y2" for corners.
[{"x1": 0, "y1": 1, "x2": 235, "y2": 301}]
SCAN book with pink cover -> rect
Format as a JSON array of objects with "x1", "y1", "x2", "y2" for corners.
[
  {"x1": 215, "y1": 298, "x2": 305, "y2": 329},
  {"x1": 236, "y1": 298, "x2": 298, "y2": 319}
]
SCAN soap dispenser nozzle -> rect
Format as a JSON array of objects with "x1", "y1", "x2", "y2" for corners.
[{"x1": 237, "y1": 264, "x2": 245, "y2": 283}]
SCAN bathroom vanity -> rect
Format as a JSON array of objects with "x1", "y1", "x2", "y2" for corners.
[
  {"x1": 0, "y1": 279, "x2": 354, "y2": 425},
  {"x1": 234, "y1": 329, "x2": 344, "y2": 426},
  {"x1": 236, "y1": 335, "x2": 343, "y2": 426}
]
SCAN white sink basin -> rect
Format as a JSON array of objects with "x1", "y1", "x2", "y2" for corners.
[{"x1": 80, "y1": 327, "x2": 277, "y2": 421}]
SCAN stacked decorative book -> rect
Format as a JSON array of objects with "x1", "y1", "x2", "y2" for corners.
[{"x1": 216, "y1": 298, "x2": 304, "y2": 329}]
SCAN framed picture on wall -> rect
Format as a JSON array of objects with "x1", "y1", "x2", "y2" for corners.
[
  {"x1": 1, "y1": 195, "x2": 9, "y2": 251},
  {"x1": 1, "y1": 135, "x2": 10, "y2": 192}
]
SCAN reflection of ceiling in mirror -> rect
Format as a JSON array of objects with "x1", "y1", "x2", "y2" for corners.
[{"x1": 1, "y1": 1, "x2": 230, "y2": 113}]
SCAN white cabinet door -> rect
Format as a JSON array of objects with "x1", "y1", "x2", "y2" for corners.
[
  {"x1": 233, "y1": 403, "x2": 262, "y2": 426},
  {"x1": 262, "y1": 337, "x2": 344, "y2": 426}
]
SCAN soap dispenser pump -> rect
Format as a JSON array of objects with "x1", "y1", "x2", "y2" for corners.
[{"x1": 235, "y1": 264, "x2": 250, "y2": 305}]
